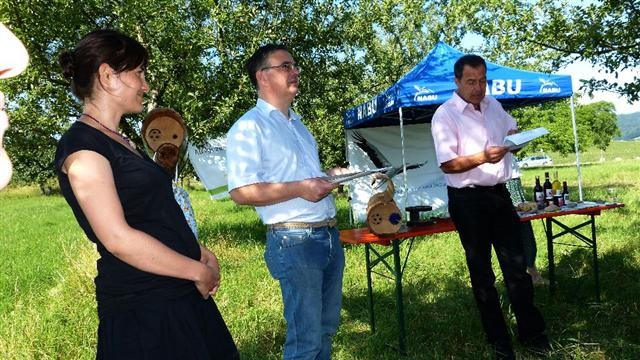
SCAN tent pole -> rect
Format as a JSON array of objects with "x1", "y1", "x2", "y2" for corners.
[
  {"x1": 570, "y1": 96, "x2": 583, "y2": 201},
  {"x1": 344, "y1": 129, "x2": 354, "y2": 226},
  {"x1": 399, "y1": 107, "x2": 408, "y2": 214}
]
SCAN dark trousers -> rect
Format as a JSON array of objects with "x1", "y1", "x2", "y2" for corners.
[{"x1": 447, "y1": 184, "x2": 546, "y2": 345}]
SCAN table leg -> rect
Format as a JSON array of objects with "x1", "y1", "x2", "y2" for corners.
[
  {"x1": 544, "y1": 213, "x2": 603, "y2": 300},
  {"x1": 545, "y1": 217, "x2": 556, "y2": 294},
  {"x1": 590, "y1": 215, "x2": 600, "y2": 301},
  {"x1": 392, "y1": 240, "x2": 407, "y2": 355},
  {"x1": 365, "y1": 244, "x2": 375, "y2": 333}
]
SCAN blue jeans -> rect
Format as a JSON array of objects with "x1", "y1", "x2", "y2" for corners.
[{"x1": 265, "y1": 226, "x2": 345, "y2": 360}]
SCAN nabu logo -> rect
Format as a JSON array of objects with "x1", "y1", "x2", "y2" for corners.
[
  {"x1": 357, "y1": 98, "x2": 377, "y2": 120},
  {"x1": 488, "y1": 79, "x2": 521, "y2": 95},
  {"x1": 539, "y1": 78, "x2": 561, "y2": 94},
  {"x1": 385, "y1": 93, "x2": 394, "y2": 109},
  {"x1": 413, "y1": 85, "x2": 437, "y2": 102}
]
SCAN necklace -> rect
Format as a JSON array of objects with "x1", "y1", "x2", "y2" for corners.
[{"x1": 80, "y1": 113, "x2": 136, "y2": 150}]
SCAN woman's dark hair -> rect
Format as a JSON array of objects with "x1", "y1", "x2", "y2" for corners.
[
  {"x1": 454, "y1": 54, "x2": 486, "y2": 79},
  {"x1": 58, "y1": 29, "x2": 149, "y2": 99},
  {"x1": 245, "y1": 43, "x2": 289, "y2": 89}
]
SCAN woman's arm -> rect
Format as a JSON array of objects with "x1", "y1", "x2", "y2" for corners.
[{"x1": 63, "y1": 150, "x2": 218, "y2": 298}]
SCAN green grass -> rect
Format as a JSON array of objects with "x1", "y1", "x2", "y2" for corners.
[
  {"x1": 1, "y1": 144, "x2": 639, "y2": 359},
  {"x1": 0, "y1": 187, "x2": 97, "y2": 358},
  {"x1": 533, "y1": 140, "x2": 640, "y2": 166}
]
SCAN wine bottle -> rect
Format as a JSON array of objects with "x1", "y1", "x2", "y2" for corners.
[
  {"x1": 533, "y1": 176, "x2": 544, "y2": 206},
  {"x1": 552, "y1": 171, "x2": 562, "y2": 206},
  {"x1": 543, "y1": 172, "x2": 553, "y2": 202},
  {"x1": 562, "y1": 181, "x2": 569, "y2": 204}
]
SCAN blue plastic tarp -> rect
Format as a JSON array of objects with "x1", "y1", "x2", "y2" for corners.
[{"x1": 343, "y1": 41, "x2": 573, "y2": 129}]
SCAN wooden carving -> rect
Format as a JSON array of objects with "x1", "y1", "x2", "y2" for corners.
[{"x1": 366, "y1": 176, "x2": 402, "y2": 235}]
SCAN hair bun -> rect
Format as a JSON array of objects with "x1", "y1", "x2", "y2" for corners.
[{"x1": 58, "y1": 50, "x2": 75, "y2": 79}]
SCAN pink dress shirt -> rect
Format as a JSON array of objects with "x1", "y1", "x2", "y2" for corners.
[{"x1": 431, "y1": 92, "x2": 517, "y2": 188}]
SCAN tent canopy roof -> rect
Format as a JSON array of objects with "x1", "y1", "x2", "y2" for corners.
[{"x1": 343, "y1": 41, "x2": 573, "y2": 129}]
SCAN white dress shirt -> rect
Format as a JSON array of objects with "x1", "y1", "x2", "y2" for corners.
[{"x1": 226, "y1": 98, "x2": 336, "y2": 224}]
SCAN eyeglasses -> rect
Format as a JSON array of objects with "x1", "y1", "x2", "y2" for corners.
[{"x1": 260, "y1": 62, "x2": 301, "y2": 73}]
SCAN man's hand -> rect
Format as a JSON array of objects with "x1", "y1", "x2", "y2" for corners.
[
  {"x1": 298, "y1": 177, "x2": 338, "y2": 202},
  {"x1": 483, "y1": 146, "x2": 509, "y2": 164}
]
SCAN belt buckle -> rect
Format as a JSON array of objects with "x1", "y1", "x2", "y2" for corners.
[{"x1": 268, "y1": 217, "x2": 336, "y2": 230}]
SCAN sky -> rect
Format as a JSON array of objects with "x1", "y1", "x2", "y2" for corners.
[
  {"x1": 558, "y1": 61, "x2": 640, "y2": 115},
  {"x1": 553, "y1": 0, "x2": 639, "y2": 114},
  {"x1": 462, "y1": 30, "x2": 640, "y2": 115}
]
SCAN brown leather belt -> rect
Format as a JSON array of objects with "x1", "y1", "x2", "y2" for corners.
[{"x1": 267, "y1": 218, "x2": 337, "y2": 230}]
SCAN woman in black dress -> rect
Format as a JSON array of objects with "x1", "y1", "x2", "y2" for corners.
[{"x1": 55, "y1": 29, "x2": 238, "y2": 359}]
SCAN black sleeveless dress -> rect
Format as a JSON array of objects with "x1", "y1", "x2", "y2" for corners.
[{"x1": 55, "y1": 121, "x2": 238, "y2": 359}]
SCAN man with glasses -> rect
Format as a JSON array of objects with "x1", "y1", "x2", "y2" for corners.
[{"x1": 226, "y1": 44, "x2": 347, "y2": 360}]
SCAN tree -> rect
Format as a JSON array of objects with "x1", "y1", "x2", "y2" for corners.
[
  {"x1": 0, "y1": 0, "x2": 248, "y2": 187},
  {"x1": 0, "y1": 0, "x2": 624, "y2": 189},
  {"x1": 511, "y1": 98, "x2": 619, "y2": 157},
  {"x1": 511, "y1": 100, "x2": 577, "y2": 157},
  {"x1": 523, "y1": 0, "x2": 639, "y2": 102},
  {"x1": 577, "y1": 101, "x2": 620, "y2": 151}
]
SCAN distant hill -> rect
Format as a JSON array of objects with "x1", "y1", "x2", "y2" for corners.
[{"x1": 617, "y1": 112, "x2": 640, "y2": 140}]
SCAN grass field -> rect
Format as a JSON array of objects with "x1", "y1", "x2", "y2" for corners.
[
  {"x1": 1, "y1": 142, "x2": 639, "y2": 359},
  {"x1": 529, "y1": 140, "x2": 640, "y2": 166}
]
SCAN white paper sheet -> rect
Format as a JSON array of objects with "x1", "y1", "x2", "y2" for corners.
[{"x1": 503, "y1": 127, "x2": 549, "y2": 150}]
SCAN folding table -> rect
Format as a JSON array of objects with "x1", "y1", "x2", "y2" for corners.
[{"x1": 340, "y1": 203, "x2": 624, "y2": 354}]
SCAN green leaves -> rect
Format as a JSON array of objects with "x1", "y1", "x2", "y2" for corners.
[
  {"x1": 0, "y1": 0, "x2": 629, "y2": 187},
  {"x1": 527, "y1": 0, "x2": 639, "y2": 101},
  {"x1": 512, "y1": 97, "x2": 619, "y2": 157}
]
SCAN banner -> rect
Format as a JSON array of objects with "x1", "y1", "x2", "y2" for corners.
[{"x1": 187, "y1": 137, "x2": 229, "y2": 199}]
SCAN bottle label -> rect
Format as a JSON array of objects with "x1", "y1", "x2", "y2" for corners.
[
  {"x1": 545, "y1": 189, "x2": 553, "y2": 198},
  {"x1": 535, "y1": 192, "x2": 544, "y2": 202},
  {"x1": 563, "y1": 194, "x2": 569, "y2": 202}
]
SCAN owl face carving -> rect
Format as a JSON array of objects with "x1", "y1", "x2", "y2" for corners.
[{"x1": 142, "y1": 108, "x2": 186, "y2": 172}]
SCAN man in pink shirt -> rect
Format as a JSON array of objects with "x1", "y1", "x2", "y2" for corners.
[{"x1": 431, "y1": 55, "x2": 551, "y2": 360}]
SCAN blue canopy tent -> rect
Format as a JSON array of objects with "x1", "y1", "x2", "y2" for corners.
[{"x1": 343, "y1": 41, "x2": 582, "y2": 222}]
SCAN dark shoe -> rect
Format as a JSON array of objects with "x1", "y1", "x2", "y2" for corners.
[
  {"x1": 493, "y1": 341, "x2": 516, "y2": 360},
  {"x1": 522, "y1": 334, "x2": 553, "y2": 357}
]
